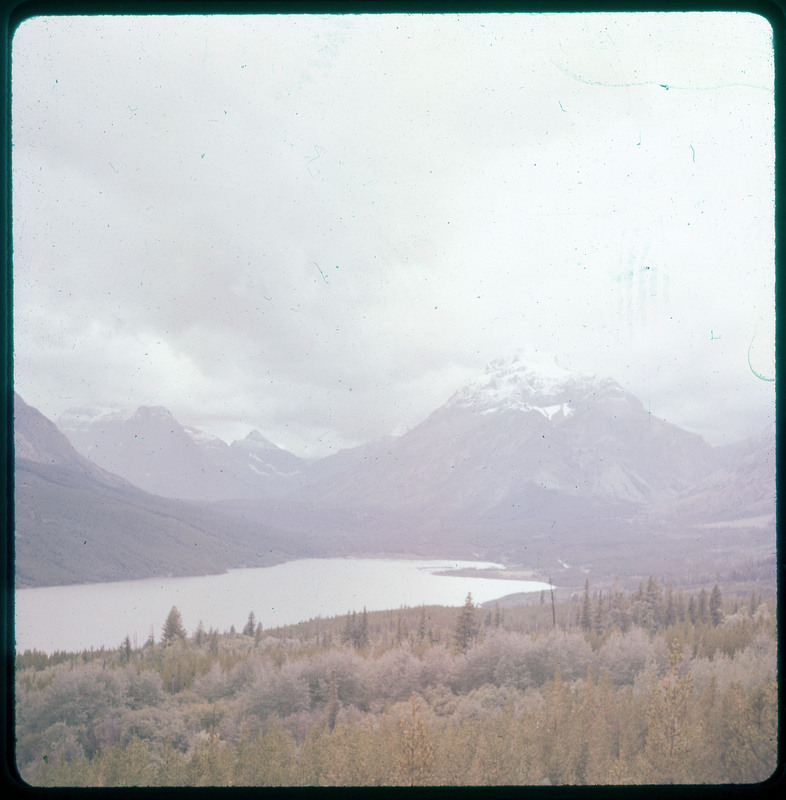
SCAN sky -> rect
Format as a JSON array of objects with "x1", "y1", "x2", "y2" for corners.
[{"x1": 12, "y1": 12, "x2": 776, "y2": 457}]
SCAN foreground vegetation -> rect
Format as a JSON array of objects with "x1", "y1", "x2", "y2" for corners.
[{"x1": 16, "y1": 577, "x2": 777, "y2": 786}]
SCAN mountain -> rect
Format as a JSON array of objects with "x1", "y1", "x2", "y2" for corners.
[
  {"x1": 214, "y1": 355, "x2": 750, "y2": 577},
  {"x1": 57, "y1": 405, "x2": 306, "y2": 501},
  {"x1": 13, "y1": 394, "x2": 306, "y2": 588},
  {"x1": 294, "y1": 354, "x2": 722, "y2": 512},
  {"x1": 14, "y1": 395, "x2": 126, "y2": 484},
  {"x1": 648, "y1": 422, "x2": 776, "y2": 526},
  {"x1": 23, "y1": 353, "x2": 775, "y2": 587},
  {"x1": 228, "y1": 429, "x2": 305, "y2": 493}
]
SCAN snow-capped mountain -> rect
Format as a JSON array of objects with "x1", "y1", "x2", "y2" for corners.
[
  {"x1": 16, "y1": 351, "x2": 775, "y2": 586},
  {"x1": 447, "y1": 354, "x2": 615, "y2": 416},
  {"x1": 297, "y1": 354, "x2": 722, "y2": 511},
  {"x1": 57, "y1": 405, "x2": 305, "y2": 502}
]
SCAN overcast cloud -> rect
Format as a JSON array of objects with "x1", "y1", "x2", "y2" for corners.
[{"x1": 12, "y1": 12, "x2": 775, "y2": 456}]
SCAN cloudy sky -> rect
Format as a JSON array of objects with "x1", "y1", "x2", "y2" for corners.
[{"x1": 12, "y1": 12, "x2": 775, "y2": 457}]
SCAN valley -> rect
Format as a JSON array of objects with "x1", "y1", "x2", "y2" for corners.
[
  {"x1": 11, "y1": 356, "x2": 778, "y2": 788},
  {"x1": 13, "y1": 355, "x2": 776, "y2": 595}
]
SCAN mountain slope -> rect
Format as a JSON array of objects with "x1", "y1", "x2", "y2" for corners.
[
  {"x1": 647, "y1": 423, "x2": 776, "y2": 525},
  {"x1": 18, "y1": 351, "x2": 774, "y2": 587},
  {"x1": 14, "y1": 395, "x2": 303, "y2": 587},
  {"x1": 57, "y1": 405, "x2": 306, "y2": 501},
  {"x1": 294, "y1": 355, "x2": 722, "y2": 513},
  {"x1": 211, "y1": 355, "x2": 746, "y2": 577}
]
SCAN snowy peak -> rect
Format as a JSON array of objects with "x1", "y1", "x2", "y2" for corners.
[
  {"x1": 60, "y1": 404, "x2": 176, "y2": 425},
  {"x1": 485, "y1": 352, "x2": 573, "y2": 387},
  {"x1": 447, "y1": 353, "x2": 628, "y2": 416},
  {"x1": 57, "y1": 404, "x2": 133, "y2": 431}
]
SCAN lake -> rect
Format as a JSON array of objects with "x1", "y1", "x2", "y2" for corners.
[{"x1": 15, "y1": 557, "x2": 553, "y2": 654}]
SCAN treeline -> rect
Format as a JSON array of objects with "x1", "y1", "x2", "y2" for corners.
[{"x1": 15, "y1": 578, "x2": 777, "y2": 786}]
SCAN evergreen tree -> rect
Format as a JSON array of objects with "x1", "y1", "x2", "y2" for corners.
[
  {"x1": 709, "y1": 584, "x2": 724, "y2": 627},
  {"x1": 674, "y1": 588, "x2": 687, "y2": 623},
  {"x1": 326, "y1": 669, "x2": 340, "y2": 731},
  {"x1": 194, "y1": 620, "x2": 205, "y2": 646},
  {"x1": 358, "y1": 607, "x2": 369, "y2": 649},
  {"x1": 395, "y1": 612, "x2": 406, "y2": 646},
  {"x1": 186, "y1": 732, "x2": 234, "y2": 786},
  {"x1": 697, "y1": 587, "x2": 710, "y2": 625},
  {"x1": 718, "y1": 680, "x2": 777, "y2": 782},
  {"x1": 609, "y1": 580, "x2": 629, "y2": 632},
  {"x1": 541, "y1": 668, "x2": 587, "y2": 784},
  {"x1": 687, "y1": 595, "x2": 698, "y2": 624},
  {"x1": 580, "y1": 579, "x2": 592, "y2": 632},
  {"x1": 119, "y1": 635, "x2": 132, "y2": 665},
  {"x1": 593, "y1": 590, "x2": 606, "y2": 635},
  {"x1": 161, "y1": 607, "x2": 186, "y2": 645},
  {"x1": 662, "y1": 584, "x2": 677, "y2": 627},
  {"x1": 157, "y1": 739, "x2": 189, "y2": 785},
  {"x1": 417, "y1": 607, "x2": 427, "y2": 642},
  {"x1": 455, "y1": 593, "x2": 476, "y2": 653},
  {"x1": 342, "y1": 612, "x2": 353, "y2": 646},
  {"x1": 642, "y1": 576, "x2": 662, "y2": 633},
  {"x1": 243, "y1": 612, "x2": 256, "y2": 637}
]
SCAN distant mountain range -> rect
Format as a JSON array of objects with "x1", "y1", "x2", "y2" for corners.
[
  {"x1": 15, "y1": 354, "x2": 776, "y2": 587},
  {"x1": 57, "y1": 404, "x2": 306, "y2": 502},
  {"x1": 13, "y1": 395, "x2": 307, "y2": 588}
]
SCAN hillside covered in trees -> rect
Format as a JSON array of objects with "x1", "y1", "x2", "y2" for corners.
[{"x1": 15, "y1": 576, "x2": 777, "y2": 787}]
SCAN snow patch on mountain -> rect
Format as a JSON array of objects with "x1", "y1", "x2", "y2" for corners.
[
  {"x1": 448, "y1": 353, "x2": 623, "y2": 415},
  {"x1": 247, "y1": 458, "x2": 300, "y2": 478},
  {"x1": 183, "y1": 426, "x2": 226, "y2": 447},
  {"x1": 58, "y1": 405, "x2": 134, "y2": 430},
  {"x1": 480, "y1": 402, "x2": 574, "y2": 419}
]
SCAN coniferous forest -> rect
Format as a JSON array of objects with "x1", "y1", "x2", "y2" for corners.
[{"x1": 15, "y1": 576, "x2": 777, "y2": 787}]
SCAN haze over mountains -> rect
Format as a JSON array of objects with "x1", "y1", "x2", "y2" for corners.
[
  {"x1": 13, "y1": 396, "x2": 303, "y2": 588},
  {"x1": 16, "y1": 355, "x2": 776, "y2": 588},
  {"x1": 57, "y1": 404, "x2": 306, "y2": 502}
]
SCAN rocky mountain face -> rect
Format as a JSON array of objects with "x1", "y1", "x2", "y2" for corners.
[{"x1": 57, "y1": 405, "x2": 306, "y2": 502}]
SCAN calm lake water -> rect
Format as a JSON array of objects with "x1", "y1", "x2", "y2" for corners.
[{"x1": 15, "y1": 558, "x2": 552, "y2": 654}]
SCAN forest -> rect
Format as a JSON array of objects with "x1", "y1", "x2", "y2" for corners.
[{"x1": 15, "y1": 574, "x2": 778, "y2": 787}]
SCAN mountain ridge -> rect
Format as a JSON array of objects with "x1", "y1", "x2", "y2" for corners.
[
  {"x1": 13, "y1": 394, "x2": 310, "y2": 588},
  {"x1": 57, "y1": 402, "x2": 306, "y2": 502},
  {"x1": 16, "y1": 355, "x2": 775, "y2": 588}
]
